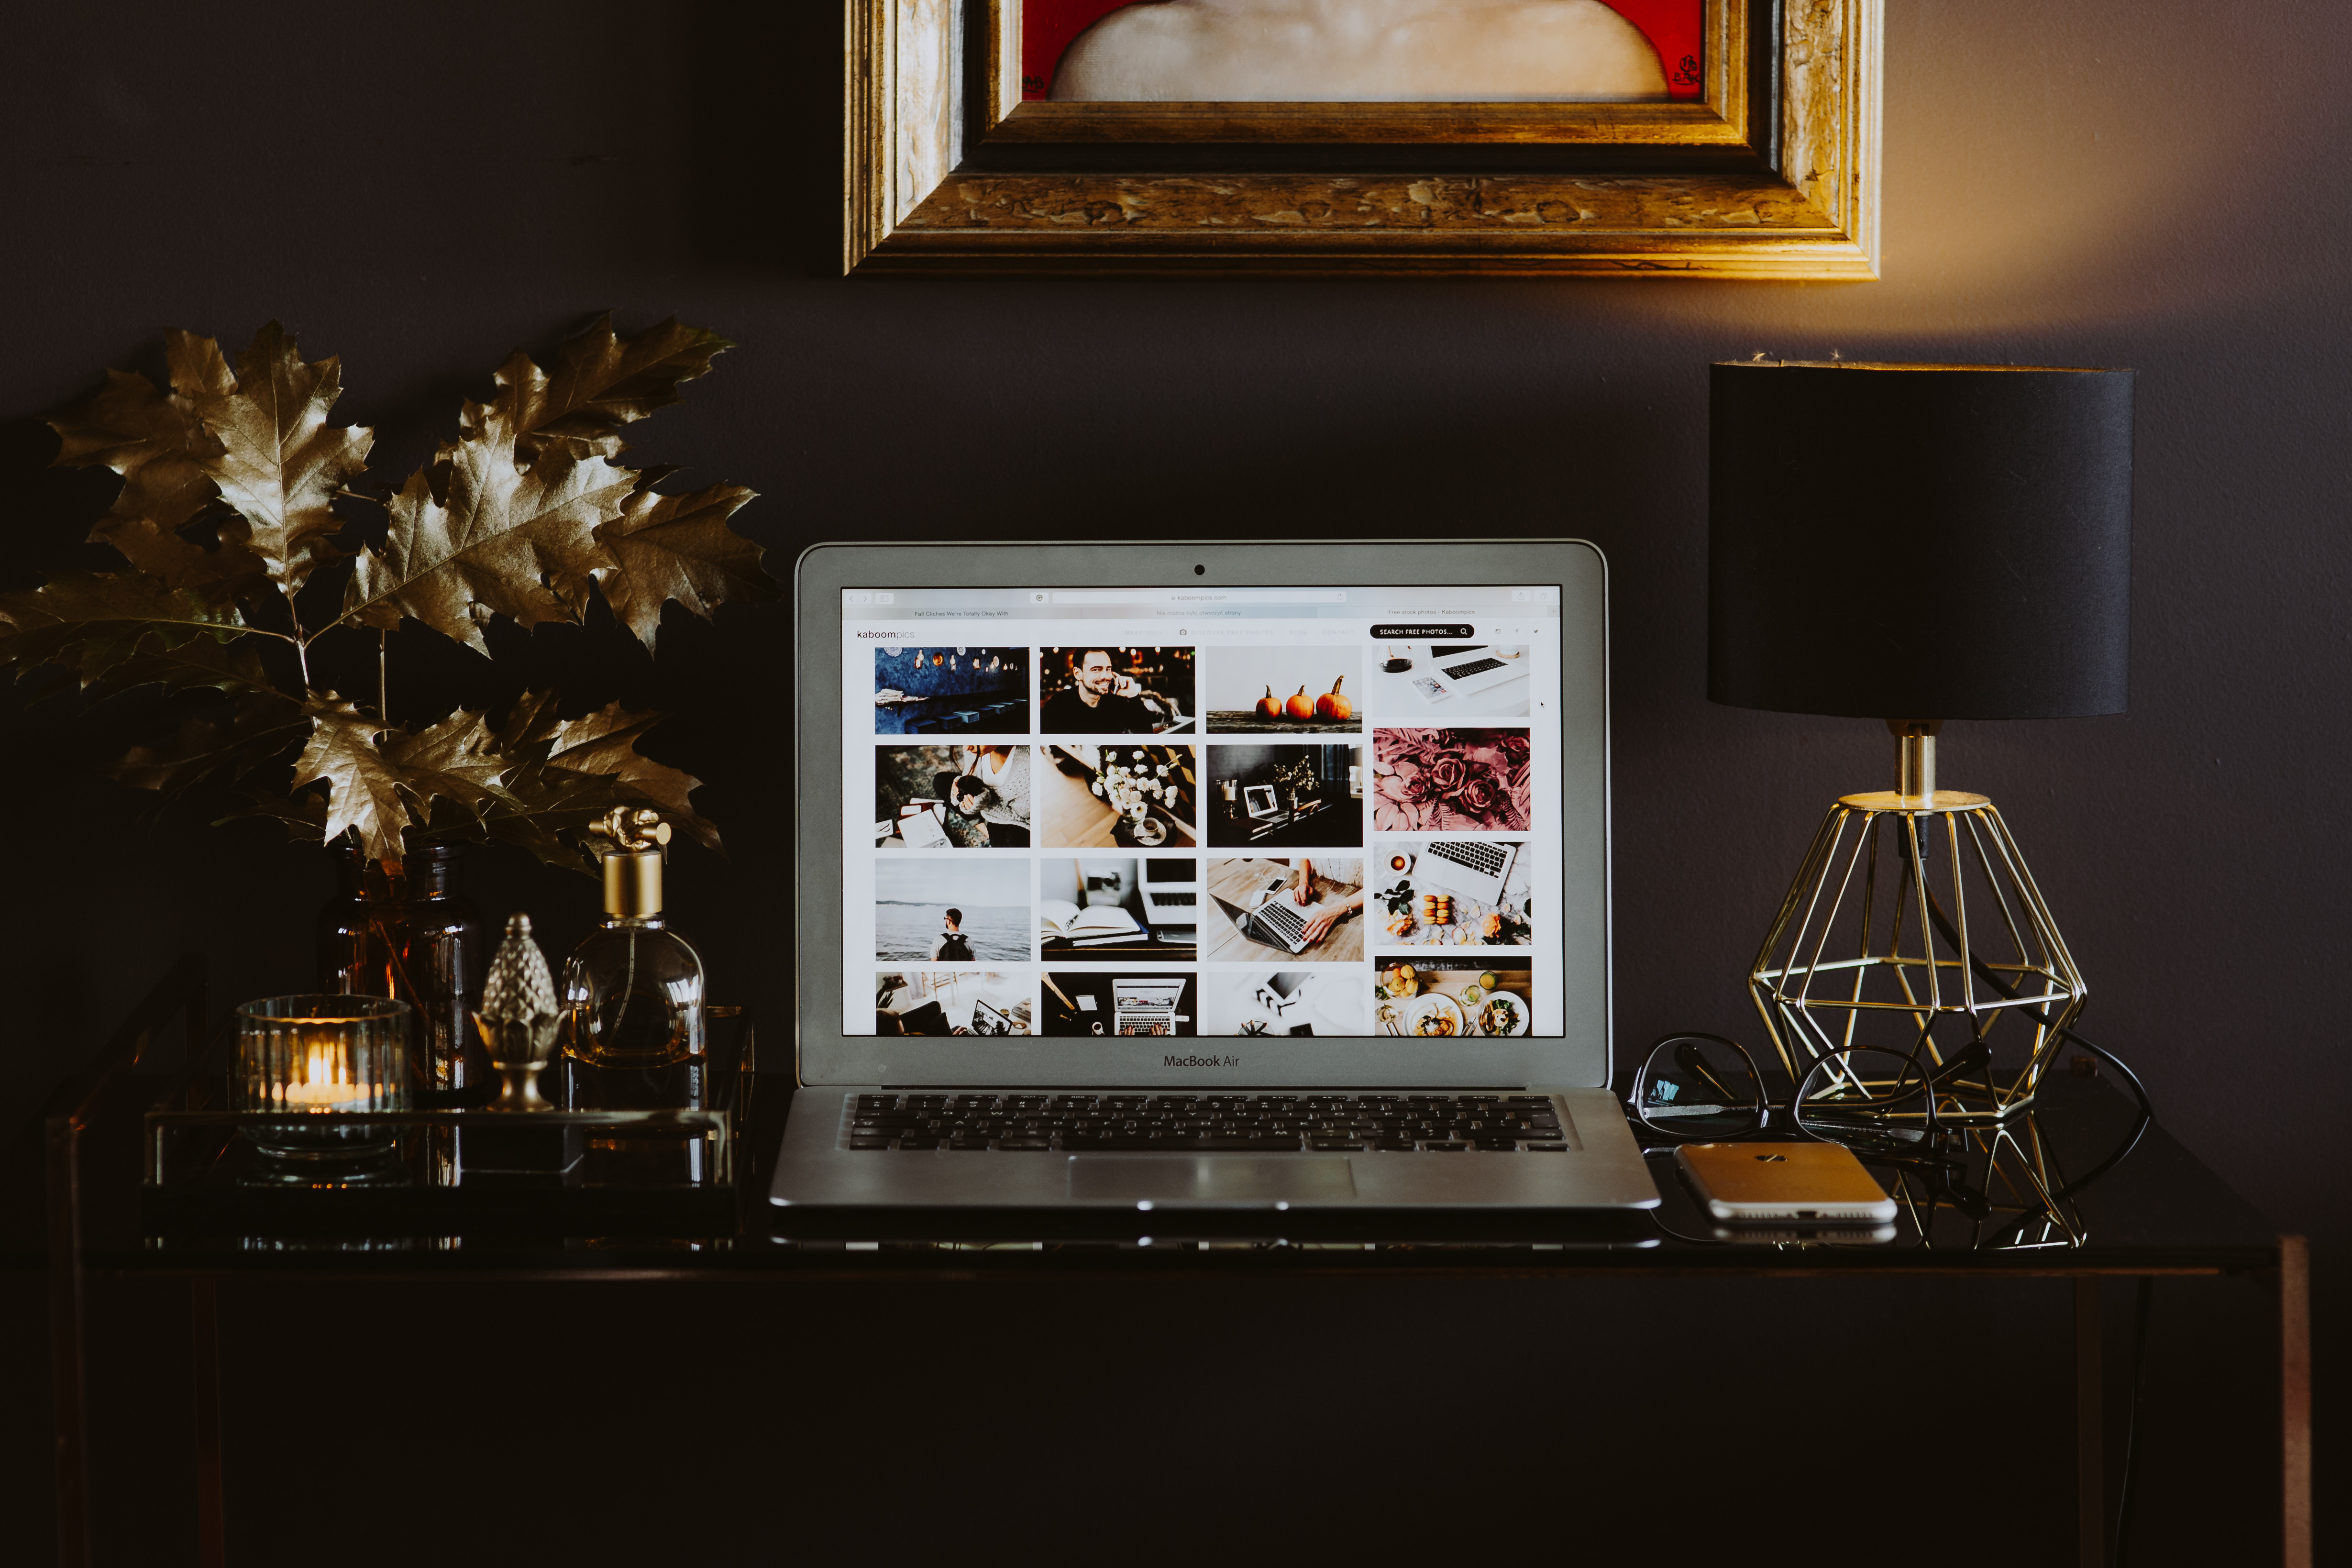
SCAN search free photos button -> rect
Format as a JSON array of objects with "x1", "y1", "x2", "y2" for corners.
[{"x1": 1369, "y1": 623, "x2": 1474, "y2": 640}]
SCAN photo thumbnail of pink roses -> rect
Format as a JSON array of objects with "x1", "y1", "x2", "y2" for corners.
[{"x1": 1370, "y1": 729, "x2": 1533, "y2": 833}]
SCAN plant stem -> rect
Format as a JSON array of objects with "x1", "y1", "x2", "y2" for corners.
[
  {"x1": 288, "y1": 603, "x2": 313, "y2": 693},
  {"x1": 378, "y1": 629, "x2": 388, "y2": 722}
]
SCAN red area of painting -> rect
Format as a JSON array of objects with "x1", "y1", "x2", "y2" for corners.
[{"x1": 1021, "y1": 0, "x2": 1704, "y2": 100}]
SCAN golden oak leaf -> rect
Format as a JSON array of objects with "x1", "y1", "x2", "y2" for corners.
[
  {"x1": 111, "y1": 686, "x2": 308, "y2": 801},
  {"x1": 0, "y1": 570, "x2": 250, "y2": 690},
  {"x1": 83, "y1": 634, "x2": 275, "y2": 704},
  {"x1": 215, "y1": 785, "x2": 330, "y2": 843},
  {"x1": 488, "y1": 686, "x2": 567, "y2": 757},
  {"x1": 190, "y1": 323, "x2": 374, "y2": 596},
  {"x1": 429, "y1": 762, "x2": 640, "y2": 873},
  {"x1": 586, "y1": 483, "x2": 774, "y2": 647},
  {"x1": 544, "y1": 702, "x2": 719, "y2": 850},
  {"x1": 341, "y1": 403, "x2": 634, "y2": 651},
  {"x1": 47, "y1": 335, "x2": 263, "y2": 598},
  {"x1": 377, "y1": 707, "x2": 513, "y2": 815},
  {"x1": 464, "y1": 316, "x2": 732, "y2": 467},
  {"x1": 293, "y1": 699, "x2": 415, "y2": 861}
]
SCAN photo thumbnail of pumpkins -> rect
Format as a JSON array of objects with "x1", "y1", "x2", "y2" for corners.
[{"x1": 1203, "y1": 645, "x2": 1363, "y2": 733}]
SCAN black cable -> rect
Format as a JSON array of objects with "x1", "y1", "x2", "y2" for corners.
[
  {"x1": 1914, "y1": 881, "x2": 2154, "y2": 1123},
  {"x1": 2111, "y1": 1275, "x2": 2155, "y2": 1568}
]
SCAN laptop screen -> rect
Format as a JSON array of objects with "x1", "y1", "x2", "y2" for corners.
[{"x1": 847, "y1": 584, "x2": 1570, "y2": 1046}]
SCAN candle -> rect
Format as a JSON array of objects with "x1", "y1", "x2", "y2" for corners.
[{"x1": 275, "y1": 1040, "x2": 378, "y2": 1109}]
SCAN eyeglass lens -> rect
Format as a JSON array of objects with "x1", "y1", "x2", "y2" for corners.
[
  {"x1": 1638, "y1": 1036, "x2": 1764, "y2": 1139},
  {"x1": 1793, "y1": 1048, "x2": 1936, "y2": 1151}
]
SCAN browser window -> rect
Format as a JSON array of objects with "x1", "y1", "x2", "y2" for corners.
[{"x1": 842, "y1": 585, "x2": 1567, "y2": 1043}]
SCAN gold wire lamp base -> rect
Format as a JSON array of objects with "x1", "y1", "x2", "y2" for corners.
[{"x1": 1748, "y1": 724, "x2": 2086, "y2": 1124}]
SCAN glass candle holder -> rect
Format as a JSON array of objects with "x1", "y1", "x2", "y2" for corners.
[{"x1": 233, "y1": 994, "x2": 414, "y2": 1160}]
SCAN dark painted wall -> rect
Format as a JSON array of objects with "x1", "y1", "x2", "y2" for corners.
[{"x1": 1, "y1": 2, "x2": 2345, "y2": 1561}]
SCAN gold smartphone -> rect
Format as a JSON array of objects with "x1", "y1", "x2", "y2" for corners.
[{"x1": 1674, "y1": 1142, "x2": 1897, "y2": 1225}]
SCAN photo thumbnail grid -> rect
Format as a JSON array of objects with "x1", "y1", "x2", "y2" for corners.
[{"x1": 853, "y1": 632, "x2": 1550, "y2": 1038}]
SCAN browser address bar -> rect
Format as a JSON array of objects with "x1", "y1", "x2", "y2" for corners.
[{"x1": 1047, "y1": 590, "x2": 1347, "y2": 605}]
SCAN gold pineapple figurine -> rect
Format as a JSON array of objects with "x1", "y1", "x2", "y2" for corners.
[{"x1": 475, "y1": 914, "x2": 561, "y2": 1110}]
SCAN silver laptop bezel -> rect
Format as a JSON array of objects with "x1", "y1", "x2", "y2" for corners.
[{"x1": 795, "y1": 541, "x2": 1612, "y2": 1091}]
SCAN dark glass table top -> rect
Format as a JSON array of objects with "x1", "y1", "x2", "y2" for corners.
[{"x1": 12, "y1": 1062, "x2": 2282, "y2": 1280}]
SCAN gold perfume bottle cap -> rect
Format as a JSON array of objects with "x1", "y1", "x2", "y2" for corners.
[{"x1": 590, "y1": 808, "x2": 672, "y2": 918}]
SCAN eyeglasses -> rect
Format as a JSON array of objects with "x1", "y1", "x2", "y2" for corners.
[{"x1": 1632, "y1": 1032, "x2": 1991, "y2": 1154}]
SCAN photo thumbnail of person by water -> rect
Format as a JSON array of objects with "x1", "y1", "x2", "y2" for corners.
[
  {"x1": 1039, "y1": 647, "x2": 1195, "y2": 734},
  {"x1": 875, "y1": 744, "x2": 1033, "y2": 848},
  {"x1": 872, "y1": 859, "x2": 1032, "y2": 963},
  {"x1": 873, "y1": 646, "x2": 1030, "y2": 736}
]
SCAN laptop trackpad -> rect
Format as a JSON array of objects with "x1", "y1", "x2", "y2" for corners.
[{"x1": 1068, "y1": 1156, "x2": 1356, "y2": 1204}]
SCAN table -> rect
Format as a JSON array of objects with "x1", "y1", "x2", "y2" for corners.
[
  {"x1": 1204, "y1": 791, "x2": 1361, "y2": 851},
  {"x1": 19, "y1": 957, "x2": 2312, "y2": 1568}
]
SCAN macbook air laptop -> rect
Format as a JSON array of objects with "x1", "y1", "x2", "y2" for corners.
[
  {"x1": 773, "y1": 541, "x2": 1657, "y2": 1230},
  {"x1": 1138, "y1": 859, "x2": 1199, "y2": 945},
  {"x1": 1425, "y1": 645, "x2": 1528, "y2": 700},
  {"x1": 1210, "y1": 872, "x2": 1316, "y2": 956},
  {"x1": 1415, "y1": 838, "x2": 1523, "y2": 904}
]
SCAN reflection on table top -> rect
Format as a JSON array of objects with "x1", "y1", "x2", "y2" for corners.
[{"x1": 23, "y1": 1052, "x2": 2281, "y2": 1276}]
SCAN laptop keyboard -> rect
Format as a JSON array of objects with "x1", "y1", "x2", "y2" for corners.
[
  {"x1": 1252, "y1": 900, "x2": 1309, "y2": 946},
  {"x1": 1148, "y1": 891, "x2": 1198, "y2": 906},
  {"x1": 1439, "y1": 657, "x2": 1507, "y2": 679},
  {"x1": 1428, "y1": 840, "x2": 1509, "y2": 877},
  {"x1": 845, "y1": 1093, "x2": 1570, "y2": 1152}
]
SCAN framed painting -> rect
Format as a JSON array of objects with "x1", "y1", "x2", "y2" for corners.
[{"x1": 845, "y1": 0, "x2": 1880, "y2": 276}]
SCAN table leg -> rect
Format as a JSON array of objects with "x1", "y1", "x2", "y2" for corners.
[
  {"x1": 45, "y1": 1116, "x2": 89, "y2": 1568},
  {"x1": 2076, "y1": 1276, "x2": 2104, "y2": 1568},
  {"x1": 2282, "y1": 1236, "x2": 2310, "y2": 1568},
  {"x1": 193, "y1": 1278, "x2": 225, "y2": 1568}
]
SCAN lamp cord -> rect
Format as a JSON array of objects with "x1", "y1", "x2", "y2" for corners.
[{"x1": 1915, "y1": 880, "x2": 2158, "y2": 1567}]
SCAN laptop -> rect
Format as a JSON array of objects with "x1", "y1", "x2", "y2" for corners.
[
  {"x1": 1138, "y1": 859, "x2": 1199, "y2": 944},
  {"x1": 1415, "y1": 838, "x2": 1523, "y2": 905},
  {"x1": 774, "y1": 541, "x2": 1657, "y2": 1230},
  {"x1": 1210, "y1": 873, "x2": 1315, "y2": 956},
  {"x1": 1425, "y1": 645, "x2": 1528, "y2": 700},
  {"x1": 1112, "y1": 978, "x2": 1187, "y2": 1036}
]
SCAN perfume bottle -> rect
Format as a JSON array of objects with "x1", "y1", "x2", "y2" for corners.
[{"x1": 562, "y1": 808, "x2": 706, "y2": 1112}]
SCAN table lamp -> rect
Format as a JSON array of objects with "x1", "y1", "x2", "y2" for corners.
[{"x1": 1709, "y1": 360, "x2": 2134, "y2": 1120}]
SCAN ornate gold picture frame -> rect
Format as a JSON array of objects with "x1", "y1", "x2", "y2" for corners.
[{"x1": 846, "y1": 0, "x2": 1879, "y2": 276}]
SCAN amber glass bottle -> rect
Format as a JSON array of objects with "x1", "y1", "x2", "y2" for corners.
[
  {"x1": 403, "y1": 846, "x2": 487, "y2": 1096},
  {"x1": 319, "y1": 845, "x2": 486, "y2": 1092},
  {"x1": 317, "y1": 847, "x2": 409, "y2": 1000}
]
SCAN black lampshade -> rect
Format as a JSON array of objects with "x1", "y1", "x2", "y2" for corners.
[{"x1": 1709, "y1": 362, "x2": 2134, "y2": 720}]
